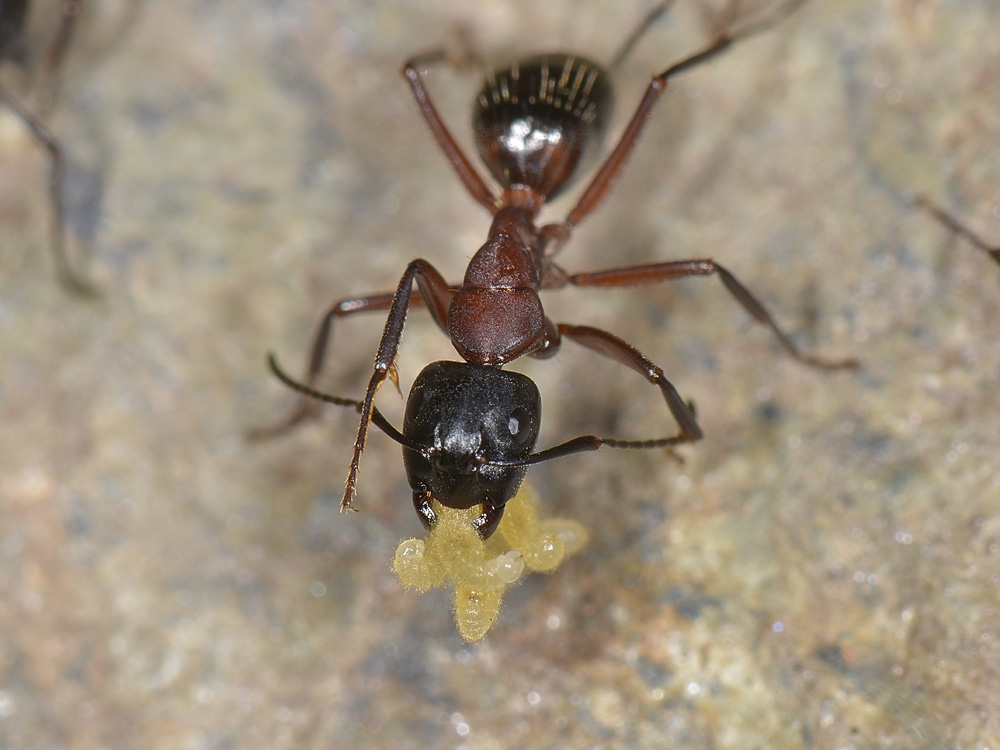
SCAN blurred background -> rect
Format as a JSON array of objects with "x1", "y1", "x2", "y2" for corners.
[{"x1": 1, "y1": 0, "x2": 998, "y2": 747}]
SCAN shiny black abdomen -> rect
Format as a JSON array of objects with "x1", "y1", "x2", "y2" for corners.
[{"x1": 473, "y1": 53, "x2": 613, "y2": 201}]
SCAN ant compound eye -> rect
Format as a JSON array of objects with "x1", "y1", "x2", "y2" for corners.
[
  {"x1": 508, "y1": 407, "x2": 533, "y2": 446},
  {"x1": 404, "y1": 386, "x2": 424, "y2": 422}
]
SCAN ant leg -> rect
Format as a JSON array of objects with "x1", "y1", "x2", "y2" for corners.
[
  {"x1": 248, "y1": 289, "x2": 453, "y2": 438},
  {"x1": 39, "y1": 1, "x2": 85, "y2": 107},
  {"x1": 0, "y1": 85, "x2": 92, "y2": 293},
  {"x1": 253, "y1": 262, "x2": 458, "y2": 438},
  {"x1": 563, "y1": 259, "x2": 857, "y2": 370},
  {"x1": 266, "y1": 353, "x2": 419, "y2": 452},
  {"x1": 914, "y1": 196, "x2": 1000, "y2": 268},
  {"x1": 610, "y1": 0, "x2": 676, "y2": 70},
  {"x1": 344, "y1": 259, "x2": 454, "y2": 512},
  {"x1": 303, "y1": 279, "x2": 452, "y2": 402},
  {"x1": 556, "y1": 323, "x2": 703, "y2": 443},
  {"x1": 402, "y1": 54, "x2": 500, "y2": 214},
  {"x1": 543, "y1": 0, "x2": 805, "y2": 240}
]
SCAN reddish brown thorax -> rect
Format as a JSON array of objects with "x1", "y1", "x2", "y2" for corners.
[{"x1": 448, "y1": 207, "x2": 547, "y2": 365}]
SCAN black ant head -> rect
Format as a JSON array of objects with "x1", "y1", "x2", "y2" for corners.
[
  {"x1": 265, "y1": 352, "x2": 615, "y2": 540},
  {"x1": 402, "y1": 361, "x2": 541, "y2": 513}
]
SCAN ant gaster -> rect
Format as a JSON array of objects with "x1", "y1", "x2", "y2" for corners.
[
  {"x1": 260, "y1": 0, "x2": 856, "y2": 540},
  {"x1": 1, "y1": 0, "x2": 90, "y2": 291}
]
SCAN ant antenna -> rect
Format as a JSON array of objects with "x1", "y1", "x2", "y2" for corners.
[
  {"x1": 269, "y1": 352, "x2": 688, "y2": 471},
  {"x1": 266, "y1": 354, "x2": 421, "y2": 452},
  {"x1": 490, "y1": 422, "x2": 695, "y2": 469}
]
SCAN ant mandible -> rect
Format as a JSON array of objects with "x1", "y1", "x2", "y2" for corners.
[
  {"x1": 1, "y1": 0, "x2": 90, "y2": 292},
  {"x1": 260, "y1": 0, "x2": 857, "y2": 540}
]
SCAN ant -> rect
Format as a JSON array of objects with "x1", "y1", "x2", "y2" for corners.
[
  {"x1": 912, "y1": 196, "x2": 1000, "y2": 269},
  {"x1": 0, "y1": 0, "x2": 91, "y2": 292},
  {"x1": 258, "y1": 0, "x2": 856, "y2": 540}
]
